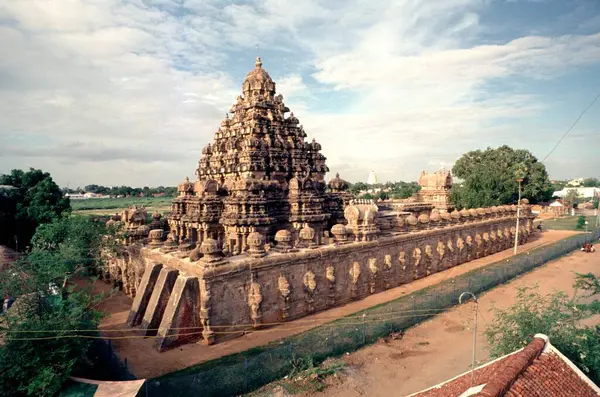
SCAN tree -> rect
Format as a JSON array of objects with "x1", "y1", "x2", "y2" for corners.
[
  {"x1": 564, "y1": 189, "x2": 582, "y2": 209},
  {"x1": 576, "y1": 215, "x2": 586, "y2": 230},
  {"x1": 0, "y1": 169, "x2": 71, "y2": 251},
  {"x1": 0, "y1": 216, "x2": 111, "y2": 396},
  {"x1": 450, "y1": 146, "x2": 553, "y2": 209},
  {"x1": 349, "y1": 182, "x2": 368, "y2": 195},
  {"x1": 485, "y1": 283, "x2": 600, "y2": 385},
  {"x1": 583, "y1": 178, "x2": 600, "y2": 188}
]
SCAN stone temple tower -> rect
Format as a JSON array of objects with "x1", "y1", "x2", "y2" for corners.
[{"x1": 168, "y1": 58, "x2": 349, "y2": 255}]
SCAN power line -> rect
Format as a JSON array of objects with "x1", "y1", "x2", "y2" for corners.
[
  {"x1": 542, "y1": 92, "x2": 600, "y2": 162},
  {"x1": 0, "y1": 307, "x2": 448, "y2": 334},
  {"x1": 1, "y1": 311, "x2": 443, "y2": 341}
]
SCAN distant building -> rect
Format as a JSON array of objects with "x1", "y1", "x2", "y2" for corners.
[
  {"x1": 409, "y1": 334, "x2": 600, "y2": 397},
  {"x1": 367, "y1": 170, "x2": 379, "y2": 185},
  {"x1": 553, "y1": 187, "x2": 600, "y2": 199},
  {"x1": 567, "y1": 177, "x2": 585, "y2": 187}
]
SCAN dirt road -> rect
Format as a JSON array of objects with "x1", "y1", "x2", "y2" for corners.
[
  {"x1": 96, "y1": 230, "x2": 577, "y2": 379},
  {"x1": 300, "y1": 247, "x2": 600, "y2": 397}
]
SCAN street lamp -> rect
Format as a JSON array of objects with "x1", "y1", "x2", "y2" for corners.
[{"x1": 513, "y1": 167, "x2": 526, "y2": 255}]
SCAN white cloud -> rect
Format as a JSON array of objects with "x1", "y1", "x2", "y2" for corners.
[{"x1": 1, "y1": 0, "x2": 599, "y2": 186}]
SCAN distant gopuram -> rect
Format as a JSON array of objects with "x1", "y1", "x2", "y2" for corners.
[{"x1": 168, "y1": 57, "x2": 351, "y2": 255}]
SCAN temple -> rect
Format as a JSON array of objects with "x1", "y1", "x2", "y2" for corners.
[
  {"x1": 415, "y1": 169, "x2": 453, "y2": 211},
  {"x1": 103, "y1": 58, "x2": 536, "y2": 352},
  {"x1": 168, "y1": 57, "x2": 350, "y2": 255}
]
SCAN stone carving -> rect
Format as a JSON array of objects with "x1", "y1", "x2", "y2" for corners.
[
  {"x1": 447, "y1": 238, "x2": 454, "y2": 253},
  {"x1": 247, "y1": 231, "x2": 267, "y2": 258},
  {"x1": 325, "y1": 265, "x2": 336, "y2": 306},
  {"x1": 437, "y1": 241, "x2": 445, "y2": 259},
  {"x1": 424, "y1": 245, "x2": 433, "y2": 276},
  {"x1": 331, "y1": 224, "x2": 349, "y2": 244},
  {"x1": 349, "y1": 261, "x2": 361, "y2": 298},
  {"x1": 415, "y1": 169, "x2": 453, "y2": 211},
  {"x1": 344, "y1": 200, "x2": 380, "y2": 241},
  {"x1": 384, "y1": 254, "x2": 392, "y2": 269},
  {"x1": 399, "y1": 251, "x2": 407, "y2": 270},
  {"x1": 457, "y1": 237, "x2": 465, "y2": 263},
  {"x1": 413, "y1": 248, "x2": 422, "y2": 280},
  {"x1": 148, "y1": 229, "x2": 164, "y2": 248},
  {"x1": 248, "y1": 279, "x2": 263, "y2": 328},
  {"x1": 274, "y1": 229, "x2": 294, "y2": 253},
  {"x1": 368, "y1": 258, "x2": 378, "y2": 293},
  {"x1": 278, "y1": 274, "x2": 292, "y2": 319},
  {"x1": 200, "y1": 279, "x2": 214, "y2": 344},
  {"x1": 465, "y1": 235, "x2": 473, "y2": 261},
  {"x1": 303, "y1": 270, "x2": 317, "y2": 313},
  {"x1": 384, "y1": 254, "x2": 393, "y2": 289}
]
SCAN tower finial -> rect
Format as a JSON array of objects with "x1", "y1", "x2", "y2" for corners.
[{"x1": 255, "y1": 56, "x2": 262, "y2": 68}]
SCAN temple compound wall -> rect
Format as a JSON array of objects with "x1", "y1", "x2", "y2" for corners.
[{"x1": 113, "y1": 202, "x2": 535, "y2": 351}]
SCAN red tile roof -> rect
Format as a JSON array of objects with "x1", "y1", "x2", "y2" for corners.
[{"x1": 409, "y1": 334, "x2": 599, "y2": 397}]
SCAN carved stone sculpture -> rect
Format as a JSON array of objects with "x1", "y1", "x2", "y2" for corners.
[
  {"x1": 278, "y1": 274, "x2": 292, "y2": 319},
  {"x1": 248, "y1": 279, "x2": 263, "y2": 328},
  {"x1": 349, "y1": 261, "x2": 361, "y2": 298},
  {"x1": 303, "y1": 270, "x2": 317, "y2": 313}
]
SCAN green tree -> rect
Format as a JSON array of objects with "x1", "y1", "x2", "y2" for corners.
[
  {"x1": 576, "y1": 215, "x2": 586, "y2": 230},
  {"x1": 485, "y1": 283, "x2": 600, "y2": 385},
  {"x1": 349, "y1": 182, "x2": 368, "y2": 195},
  {"x1": 0, "y1": 169, "x2": 71, "y2": 250},
  {"x1": 583, "y1": 178, "x2": 600, "y2": 188},
  {"x1": 0, "y1": 282, "x2": 102, "y2": 396},
  {"x1": 450, "y1": 146, "x2": 553, "y2": 209},
  {"x1": 564, "y1": 189, "x2": 582, "y2": 209},
  {"x1": 0, "y1": 216, "x2": 112, "y2": 396}
]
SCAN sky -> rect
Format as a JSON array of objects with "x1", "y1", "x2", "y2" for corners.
[{"x1": 1, "y1": 0, "x2": 599, "y2": 188}]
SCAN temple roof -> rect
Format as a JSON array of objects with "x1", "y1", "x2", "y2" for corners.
[{"x1": 195, "y1": 58, "x2": 329, "y2": 188}]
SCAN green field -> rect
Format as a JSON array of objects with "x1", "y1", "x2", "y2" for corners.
[
  {"x1": 70, "y1": 196, "x2": 173, "y2": 215},
  {"x1": 540, "y1": 215, "x2": 600, "y2": 232}
]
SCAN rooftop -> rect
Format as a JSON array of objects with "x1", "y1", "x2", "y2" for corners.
[{"x1": 409, "y1": 334, "x2": 600, "y2": 397}]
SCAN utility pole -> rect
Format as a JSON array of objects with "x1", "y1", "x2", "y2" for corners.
[
  {"x1": 514, "y1": 177, "x2": 523, "y2": 255},
  {"x1": 459, "y1": 292, "x2": 479, "y2": 388}
]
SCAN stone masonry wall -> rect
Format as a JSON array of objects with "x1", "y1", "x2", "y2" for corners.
[{"x1": 122, "y1": 210, "x2": 534, "y2": 351}]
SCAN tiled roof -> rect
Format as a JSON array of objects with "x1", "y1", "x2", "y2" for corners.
[{"x1": 409, "y1": 334, "x2": 600, "y2": 397}]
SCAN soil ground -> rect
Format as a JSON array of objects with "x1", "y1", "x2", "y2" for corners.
[
  {"x1": 95, "y1": 230, "x2": 578, "y2": 379},
  {"x1": 276, "y1": 241, "x2": 600, "y2": 397}
]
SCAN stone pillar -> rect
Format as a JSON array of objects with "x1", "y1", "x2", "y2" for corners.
[
  {"x1": 141, "y1": 267, "x2": 180, "y2": 336},
  {"x1": 127, "y1": 262, "x2": 163, "y2": 327},
  {"x1": 154, "y1": 275, "x2": 201, "y2": 352}
]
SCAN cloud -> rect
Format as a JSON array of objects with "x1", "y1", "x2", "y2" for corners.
[{"x1": 1, "y1": 0, "x2": 599, "y2": 186}]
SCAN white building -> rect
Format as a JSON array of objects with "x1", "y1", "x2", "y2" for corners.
[{"x1": 553, "y1": 187, "x2": 600, "y2": 199}]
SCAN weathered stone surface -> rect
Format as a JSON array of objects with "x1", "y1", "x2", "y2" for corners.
[
  {"x1": 126, "y1": 262, "x2": 163, "y2": 327},
  {"x1": 154, "y1": 275, "x2": 201, "y2": 352},
  {"x1": 140, "y1": 267, "x2": 179, "y2": 336}
]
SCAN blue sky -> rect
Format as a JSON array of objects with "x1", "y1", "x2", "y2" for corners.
[{"x1": 0, "y1": 0, "x2": 599, "y2": 187}]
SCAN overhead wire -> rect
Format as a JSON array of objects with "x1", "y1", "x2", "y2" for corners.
[
  {"x1": 541, "y1": 92, "x2": 600, "y2": 162},
  {"x1": 1, "y1": 310, "x2": 443, "y2": 341},
  {"x1": 0, "y1": 307, "x2": 449, "y2": 334}
]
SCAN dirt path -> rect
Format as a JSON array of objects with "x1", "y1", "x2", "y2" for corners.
[
  {"x1": 96, "y1": 230, "x2": 578, "y2": 379},
  {"x1": 296, "y1": 246, "x2": 600, "y2": 397}
]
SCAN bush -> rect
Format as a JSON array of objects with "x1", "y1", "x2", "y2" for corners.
[
  {"x1": 576, "y1": 215, "x2": 586, "y2": 230},
  {"x1": 485, "y1": 284, "x2": 600, "y2": 385}
]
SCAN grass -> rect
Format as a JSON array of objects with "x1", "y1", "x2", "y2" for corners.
[
  {"x1": 247, "y1": 358, "x2": 345, "y2": 396},
  {"x1": 541, "y1": 215, "x2": 599, "y2": 232},
  {"x1": 71, "y1": 196, "x2": 173, "y2": 215}
]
